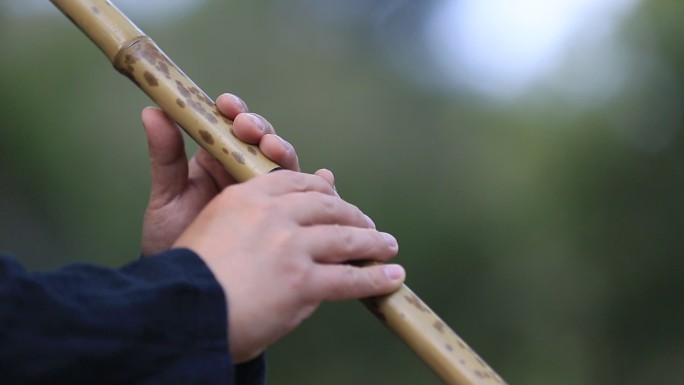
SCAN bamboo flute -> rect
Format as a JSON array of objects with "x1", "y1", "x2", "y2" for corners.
[{"x1": 50, "y1": 1, "x2": 507, "y2": 384}]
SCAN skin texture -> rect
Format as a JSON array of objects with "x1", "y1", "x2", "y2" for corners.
[{"x1": 140, "y1": 93, "x2": 405, "y2": 363}]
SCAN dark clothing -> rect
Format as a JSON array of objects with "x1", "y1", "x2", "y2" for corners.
[{"x1": 0, "y1": 248, "x2": 265, "y2": 385}]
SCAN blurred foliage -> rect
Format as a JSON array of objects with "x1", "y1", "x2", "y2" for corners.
[{"x1": 1, "y1": 1, "x2": 684, "y2": 384}]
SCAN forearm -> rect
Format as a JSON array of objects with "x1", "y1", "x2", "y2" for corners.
[{"x1": 0, "y1": 249, "x2": 239, "y2": 384}]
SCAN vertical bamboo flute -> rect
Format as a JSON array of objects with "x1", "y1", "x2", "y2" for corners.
[{"x1": 50, "y1": 1, "x2": 507, "y2": 384}]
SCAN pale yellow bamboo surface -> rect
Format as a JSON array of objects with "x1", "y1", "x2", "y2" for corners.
[
  {"x1": 52, "y1": 0, "x2": 278, "y2": 181},
  {"x1": 51, "y1": 1, "x2": 507, "y2": 384},
  {"x1": 364, "y1": 286, "x2": 505, "y2": 384}
]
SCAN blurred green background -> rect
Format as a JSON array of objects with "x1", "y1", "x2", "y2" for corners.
[{"x1": 1, "y1": 1, "x2": 683, "y2": 384}]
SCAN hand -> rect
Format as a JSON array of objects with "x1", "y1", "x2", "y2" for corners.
[
  {"x1": 140, "y1": 93, "x2": 299, "y2": 255},
  {"x1": 172, "y1": 170, "x2": 405, "y2": 363}
]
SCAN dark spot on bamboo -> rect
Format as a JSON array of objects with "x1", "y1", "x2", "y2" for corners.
[
  {"x1": 460, "y1": 359, "x2": 466, "y2": 366},
  {"x1": 175, "y1": 81, "x2": 219, "y2": 124},
  {"x1": 247, "y1": 146, "x2": 258, "y2": 156},
  {"x1": 176, "y1": 81, "x2": 191, "y2": 98},
  {"x1": 362, "y1": 298, "x2": 388, "y2": 323},
  {"x1": 91, "y1": 6, "x2": 100, "y2": 14},
  {"x1": 117, "y1": 68, "x2": 140, "y2": 87},
  {"x1": 176, "y1": 99, "x2": 186, "y2": 108},
  {"x1": 222, "y1": 148, "x2": 230, "y2": 154},
  {"x1": 140, "y1": 44, "x2": 163, "y2": 66},
  {"x1": 232, "y1": 151, "x2": 246, "y2": 165},
  {"x1": 433, "y1": 320, "x2": 446, "y2": 333},
  {"x1": 188, "y1": 99, "x2": 219, "y2": 125},
  {"x1": 404, "y1": 294, "x2": 429, "y2": 313},
  {"x1": 446, "y1": 344, "x2": 453, "y2": 352},
  {"x1": 114, "y1": 51, "x2": 134, "y2": 77},
  {"x1": 124, "y1": 55, "x2": 138, "y2": 70},
  {"x1": 475, "y1": 370, "x2": 493, "y2": 380},
  {"x1": 189, "y1": 87, "x2": 213, "y2": 105},
  {"x1": 143, "y1": 71, "x2": 158, "y2": 86},
  {"x1": 203, "y1": 109, "x2": 219, "y2": 124},
  {"x1": 199, "y1": 130, "x2": 214, "y2": 145},
  {"x1": 156, "y1": 61, "x2": 170, "y2": 78},
  {"x1": 185, "y1": 100, "x2": 200, "y2": 111}
]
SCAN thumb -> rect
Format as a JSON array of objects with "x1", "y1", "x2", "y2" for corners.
[{"x1": 141, "y1": 107, "x2": 189, "y2": 206}]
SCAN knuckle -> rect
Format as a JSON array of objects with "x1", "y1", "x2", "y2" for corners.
[
  {"x1": 329, "y1": 224, "x2": 355, "y2": 255},
  {"x1": 289, "y1": 172, "x2": 310, "y2": 192},
  {"x1": 362, "y1": 267, "x2": 384, "y2": 293},
  {"x1": 327, "y1": 265, "x2": 357, "y2": 299},
  {"x1": 340, "y1": 228, "x2": 357, "y2": 255},
  {"x1": 341, "y1": 201, "x2": 366, "y2": 226},
  {"x1": 320, "y1": 195, "x2": 338, "y2": 216},
  {"x1": 277, "y1": 233, "x2": 313, "y2": 291},
  {"x1": 220, "y1": 183, "x2": 245, "y2": 203},
  {"x1": 270, "y1": 225, "x2": 296, "y2": 250},
  {"x1": 338, "y1": 265, "x2": 383, "y2": 299},
  {"x1": 287, "y1": 264, "x2": 321, "y2": 305}
]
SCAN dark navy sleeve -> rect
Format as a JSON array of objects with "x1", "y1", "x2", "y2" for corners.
[{"x1": 0, "y1": 248, "x2": 265, "y2": 385}]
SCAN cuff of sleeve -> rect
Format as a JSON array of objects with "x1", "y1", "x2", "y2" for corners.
[
  {"x1": 131, "y1": 248, "x2": 267, "y2": 384},
  {"x1": 126, "y1": 248, "x2": 228, "y2": 346},
  {"x1": 235, "y1": 354, "x2": 267, "y2": 385},
  {"x1": 123, "y1": 248, "x2": 234, "y2": 383}
]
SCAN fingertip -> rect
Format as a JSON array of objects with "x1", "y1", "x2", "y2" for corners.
[
  {"x1": 140, "y1": 107, "x2": 180, "y2": 148},
  {"x1": 247, "y1": 113, "x2": 266, "y2": 133},
  {"x1": 232, "y1": 113, "x2": 263, "y2": 144},
  {"x1": 141, "y1": 106, "x2": 162, "y2": 126},
  {"x1": 274, "y1": 134, "x2": 293, "y2": 153},
  {"x1": 383, "y1": 264, "x2": 406, "y2": 283},
  {"x1": 381, "y1": 232, "x2": 398, "y2": 249},
  {"x1": 219, "y1": 93, "x2": 248, "y2": 109},
  {"x1": 260, "y1": 134, "x2": 300, "y2": 172},
  {"x1": 364, "y1": 214, "x2": 376, "y2": 229},
  {"x1": 141, "y1": 105, "x2": 157, "y2": 115},
  {"x1": 314, "y1": 169, "x2": 336, "y2": 189},
  {"x1": 216, "y1": 93, "x2": 249, "y2": 118}
]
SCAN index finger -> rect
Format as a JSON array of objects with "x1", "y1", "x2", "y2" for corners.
[{"x1": 251, "y1": 170, "x2": 337, "y2": 197}]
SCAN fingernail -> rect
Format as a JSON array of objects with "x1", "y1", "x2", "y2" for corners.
[
  {"x1": 381, "y1": 232, "x2": 398, "y2": 248},
  {"x1": 248, "y1": 114, "x2": 264, "y2": 132},
  {"x1": 384, "y1": 264, "x2": 405, "y2": 281},
  {"x1": 364, "y1": 214, "x2": 376, "y2": 229},
  {"x1": 278, "y1": 136, "x2": 292, "y2": 152},
  {"x1": 228, "y1": 94, "x2": 248, "y2": 111}
]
